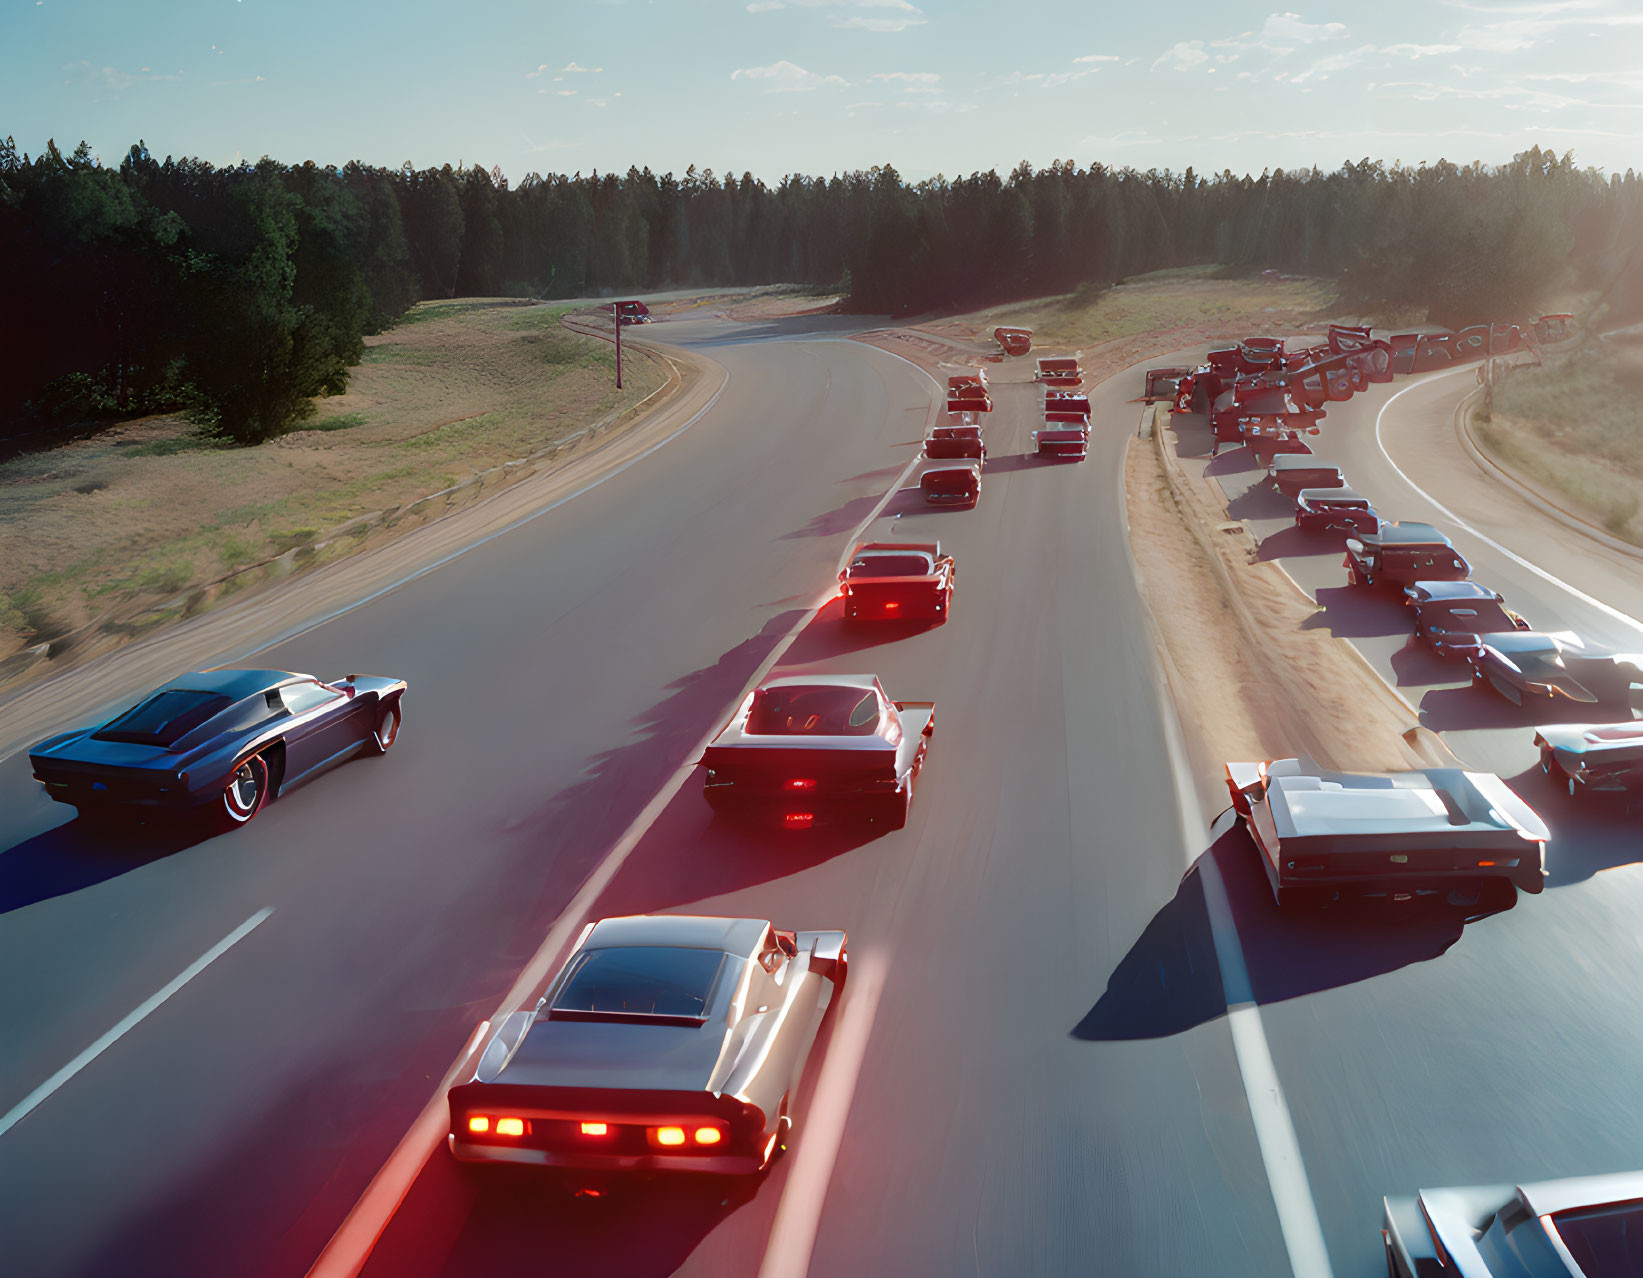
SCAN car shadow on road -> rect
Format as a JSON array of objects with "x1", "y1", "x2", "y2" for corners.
[
  {"x1": 1167, "y1": 413, "x2": 1216, "y2": 460},
  {"x1": 1299, "y1": 585, "x2": 1410, "y2": 640},
  {"x1": 1389, "y1": 642, "x2": 1460, "y2": 691},
  {"x1": 1417, "y1": 683, "x2": 1612, "y2": 734},
  {"x1": 1204, "y1": 449, "x2": 1259, "y2": 477},
  {"x1": 1256, "y1": 525, "x2": 1337, "y2": 562},
  {"x1": 1072, "y1": 827, "x2": 1470, "y2": 1041},
  {"x1": 780, "y1": 599, "x2": 943, "y2": 665},
  {"x1": 0, "y1": 816, "x2": 209, "y2": 915},
  {"x1": 780, "y1": 492, "x2": 890, "y2": 540},
  {"x1": 1224, "y1": 483, "x2": 1291, "y2": 523}
]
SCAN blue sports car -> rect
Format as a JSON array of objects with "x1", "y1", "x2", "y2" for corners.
[{"x1": 29, "y1": 667, "x2": 406, "y2": 830}]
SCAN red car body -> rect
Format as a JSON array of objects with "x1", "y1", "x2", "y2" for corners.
[
  {"x1": 839, "y1": 541, "x2": 955, "y2": 623},
  {"x1": 1034, "y1": 357, "x2": 1083, "y2": 387},
  {"x1": 994, "y1": 326, "x2": 1033, "y2": 356},
  {"x1": 921, "y1": 463, "x2": 981, "y2": 506}
]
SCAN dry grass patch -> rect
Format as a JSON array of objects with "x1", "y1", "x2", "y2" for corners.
[
  {"x1": 955, "y1": 266, "x2": 1340, "y2": 351},
  {"x1": 1479, "y1": 336, "x2": 1643, "y2": 543},
  {"x1": 0, "y1": 298, "x2": 667, "y2": 659}
]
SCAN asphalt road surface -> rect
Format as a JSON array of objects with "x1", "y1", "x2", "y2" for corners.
[{"x1": 2, "y1": 316, "x2": 1637, "y2": 1278}]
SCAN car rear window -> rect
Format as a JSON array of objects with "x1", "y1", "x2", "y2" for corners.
[
  {"x1": 849, "y1": 555, "x2": 933, "y2": 578},
  {"x1": 93, "y1": 690, "x2": 233, "y2": 746},
  {"x1": 923, "y1": 470, "x2": 976, "y2": 491},
  {"x1": 1552, "y1": 1201, "x2": 1643, "y2": 1276},
  {"x1": 551, "y1": 947, "x2": 726, "y2": 1019},
  {"x1": 747, "y1": 685, "x2": 881, "y2": 735}
]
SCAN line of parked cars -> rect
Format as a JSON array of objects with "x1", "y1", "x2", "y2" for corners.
[{"x1": 1174, "y1": 326, "x2": 1643, "y2": 1277}]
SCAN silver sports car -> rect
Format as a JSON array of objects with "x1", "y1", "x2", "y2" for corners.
[{"x1": 448, "y1": 914, "x2": 846, "y2": 1176}]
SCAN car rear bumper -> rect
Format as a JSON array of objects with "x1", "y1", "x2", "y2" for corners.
[
  {"x1": 448, "y1": 1136, "x2": 766, "y2": 1176},
  {"x1": 704, "y1": 782, "x2": 904, "y2": 826},
  {"x1": 922, "y1": 492, "x2": 978, "y2": 505},
  {"x1": 1277, "y1": 863, "x2": 1542, "y2": 898}
]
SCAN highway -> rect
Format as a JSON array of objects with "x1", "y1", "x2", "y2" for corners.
[{"x1": 1, "y1": 312, "x2": 1638, "y2": 1278}]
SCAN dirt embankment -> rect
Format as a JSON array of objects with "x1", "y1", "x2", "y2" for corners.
[{"x1": 1126, "y1": 403, "x2": 1457, "y2": 793}]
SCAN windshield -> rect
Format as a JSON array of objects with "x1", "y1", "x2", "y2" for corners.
[
  {"x1": 747, "y1": 685, "x2": 881, "y2": 735},
  {"x1": 93, "y1": 690, "x2": 233, "y2": 747},
  {"x1": 551, "y1": 946, "x2": 726, "y2": 1019},
  {"x1": 849, "y1": 554, "x2": 933, "y2": 578},
  {"x1": 1552, "y1": 1201, "x2": 1643, "y2": 1277}
]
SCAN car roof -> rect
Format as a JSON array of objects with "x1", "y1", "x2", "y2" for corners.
[
  {"x1": 1265, "y1": 768, "x2": 1533, "y2": 841},
  {"x1": 1408, "y1": 580, "x2": 1501, "y2": 601},
  {"x1": 159, "y1": 669, "x2": 303, "y2": 700},
  {"x1": 923, "y1": 462, "x2": 981, "y2": 475},
  {"x1": 757, "y1": 673, "x2": 882, "y2": 695},
  {"x1": 1272, "y1": 454, "x2": 1340, "y2": 470},
  {"x1": 1298, "y1": 486, "x2": 1366, "y2": 502},
  {"x1": 1486, "y1": 630, "x2": 1582, "y2": 653},
  {"x1": 1364, "y1": 521, "x2": 1448, "y2": 544},
  {"x1": 584, "y1": 914, "x2": 768, "y2": 955}
]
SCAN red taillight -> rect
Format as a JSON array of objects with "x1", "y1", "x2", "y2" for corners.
[
  {"x1": 693, "y1": 1126, "x2": 722, "y2": 1145},
  {"x1": 580, "y1": 1121, "x2": 609, "y2": 1136},
  {"x1": 884, "y1": 601, "x2": 900, "y2": 611},
  {"x1": 1477, "y1": 860, "x2": 1497, "y2": 867},
  {"x1": 655, "y1": 1126, "x2": 687, "y2": 1146},
  {"x1": 786, "y1": 778, "x2": 816, "y2": 791},
  {"x1": 784, "y1": 812, "x2": 814, "y2": 828},
  {"x1": 495, "y1": 1117, "x2": 525, "y2": 1138},
  {"x1": 467, "y1": 1116, "x2": 490, "y2": 1134}
]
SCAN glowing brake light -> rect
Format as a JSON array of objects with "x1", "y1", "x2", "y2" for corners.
[
  {"x1": 1477, "y1": 860, "x2": 1497, "y2": 867},
  {"x1": 694, "y1": 1126, "x2": 722, "y2": 1146},
  {"x1": 467, "y1": 1116, "x2": 490, "y2": 1134},
  {"x1": 786, "y1": 778, "x2": 816, "y2": 791},
  {"x1": 784, "y1": 812, "x2": 814, "y2": 828},
  {"x1": 495, "y1": 1117, "x2": 525, "y2": 1138},
  {"x1": 884, "y1": 601, "x2": 900, "y2": 611},
  {"x1": 580, "y1": 1121, "x2": 609, "y2": 1136},
  {"x1": 656, "y1": 1126, "x2": 687, "y2": 1146}
]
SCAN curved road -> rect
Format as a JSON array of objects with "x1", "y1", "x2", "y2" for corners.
[{"x1": 2, "y1": 315, "x2": 1637, "y2": 1278}]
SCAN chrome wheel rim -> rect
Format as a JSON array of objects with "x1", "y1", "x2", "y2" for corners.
[{"x1": 224, "y1": 761, "x2": 261, "y2": 819}]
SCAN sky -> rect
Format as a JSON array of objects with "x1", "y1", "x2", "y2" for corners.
[{"x1": 4, "y1": 0, "x2": 1642, "y2": 184}]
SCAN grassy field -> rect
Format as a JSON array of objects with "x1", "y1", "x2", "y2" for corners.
[
  {"x1": 0, "y1": 299, "x2": 669, "y2": 661},
  {"x1": 951, "y1": 267, "x2": 1341, "y2": 350},
  {"x1": 1477, "y1": 334, "x2": 1643, "y2": 544}
]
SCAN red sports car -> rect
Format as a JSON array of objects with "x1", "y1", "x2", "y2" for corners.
[{"x1": 838, "y1": 541, "x2": 955, "y2": 623}]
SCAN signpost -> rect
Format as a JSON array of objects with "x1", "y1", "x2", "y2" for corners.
[{"x1": 614, "y1": 302, "x2": 623, "y2": 390}]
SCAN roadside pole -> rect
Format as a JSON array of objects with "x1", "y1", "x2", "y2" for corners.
[{"x1": 615, "y1": 304, "x2": 623, "y2": 390}]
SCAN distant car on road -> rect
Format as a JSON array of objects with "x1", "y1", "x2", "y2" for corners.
[
  {"x1": 448, "y1": 914, "x2": 846, "y2": 1177},
  {"x1": 994, "y1": 326, "x2": 1032, "y2": 356},
  {"x1": 1224, "y1": 758, "x2": 1548, "y2": 908},
  {"x1": 1032, "y1": 417, "x2": 1090, "y2": 460},
  {"x1": 1042, "y1": 389, "x2": 1090, "y2": 418},
  {"x1": 1465, "y1": 631, "x2": 1643, "y2": 706},
  {"x1": 921, "y1": 462, "x2": 981, "y2": 507},
  {"x1": 924, "y1": 423, "x2": 985, "y2": 460},
  {"x1": 29, "y1": 668, "x2": 406, "y2": 830},
  {"x1": 1270, "y1": 454, "x2": 1345, "y2": 500},
  {"x1": 839, "y1": 541, "x2": 955, "y2": 623},
  {"x1": 1536, "y1": 721, "x2": 1643, "y2": 796},
  {"x1": 1403, "y1": 580, "x2": 1530, "y2": 656},
  {"x1": 1034, "y1": 356, "x2": 1083, "y2": 387},
  {"x1": 1345, "y1": 522, "x2": 1470, "y2": 588},
  {"x1": 702, "y1": 674, "x2": 934, "y2": 829},
  {"x1": 1293, "y1": 485, "x2": 1379, "y2": 536},
  {"x1": 1384, "y1": 1168, "x2": 1643, "y2": 1277}
]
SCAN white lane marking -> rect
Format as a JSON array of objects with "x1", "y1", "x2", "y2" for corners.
[
  {"x1": 1373, "y1": 372, "x2": 1643, "y2": 637},
  {"x1": 1196, "y1": 854, "x2": 1335, "y2": 1278},
  {"x1": 0, "y1": 364, "x2": 732, "y2": 770},
  {"x1": 0, "y1": 908, "x2": 273, "y2": 1138},
  {"x1": 757, "y1": 952, "x2": 888, "y2": 1278},
  {"x1": 306, "y1": 348, "x2": 941, "y2": 1278}
]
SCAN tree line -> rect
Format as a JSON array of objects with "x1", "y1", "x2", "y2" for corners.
[{"x1": 3, "y1": 137, "x2": 1639, "y2": 445}]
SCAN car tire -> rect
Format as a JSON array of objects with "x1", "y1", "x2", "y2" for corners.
[
  {"x1": 218, "y1": 754, "x2": 269, "y2": 829},
  {"x1": 369, "y1": 702, "x2": 402, "y2": 755}
]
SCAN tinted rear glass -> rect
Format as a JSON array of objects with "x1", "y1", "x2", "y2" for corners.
[
  {"x1": 1553, "y1": 1201, "x2": 1643, "y2": 1277},
  {"x1": 850, "y1": 555, "x2": 933, "y2": 578},
  {"x1": 923, "y1": 471, "x2": 976, "y2": 491},
  {"x1": 747, "y1": 685, "x2": 881, "y2": 735},
  {"x1": 552, "y1": 947, "x2": 726, "y2": 1018},
  {"x1": 93, "y1": 690, "x2": 233, "y2": 746}
]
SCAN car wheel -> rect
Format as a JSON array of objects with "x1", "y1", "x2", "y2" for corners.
[
  {"x1": 219, "y1": 754, "x2": 269, "y2": 828},
  {"x1": 369, "y1": 702, "x2": 401, "y2": 755}
]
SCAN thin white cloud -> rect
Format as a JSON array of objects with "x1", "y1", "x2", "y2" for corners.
[
  {"x1": 1073, "y1": 54, "x2": 1120, "y2": 64},
  {"x1": 730, "y1": 60, "x2": 850, "y2": 91},
  {"x1": 563, "y1": 61, "x2": 603, "y2": 73},
  {"x1": 1381, "y1": 42, "x2": 1464, "y2": 57},
  {"x1": 868, "y1": 70, "x2": 941, "y2": 92},
  {"x1": 64, "y1": 60, "x2": 182, "y2": 91},
  {"x1": 1152, "y1": 41, "x2": 1209, "y2": 71},
  {"x1": 1291, "y1": 43, "x2": 1378, "y2": 83}
]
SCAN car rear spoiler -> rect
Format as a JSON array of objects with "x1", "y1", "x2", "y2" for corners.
[
  {"x1": 1224, "y1": 761, "x2": 1271, "y2": 816},
  {"x1": 795, "y1": 929, "x2": 848, "y2": 981}
]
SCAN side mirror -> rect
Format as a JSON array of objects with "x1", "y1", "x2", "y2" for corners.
[
  {"x1": 838, "y1": 569, "x2": 848, "y2": 582},
  {"x1": 1345, "y1": 538, "x2": 1365, "y2": 555}
]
